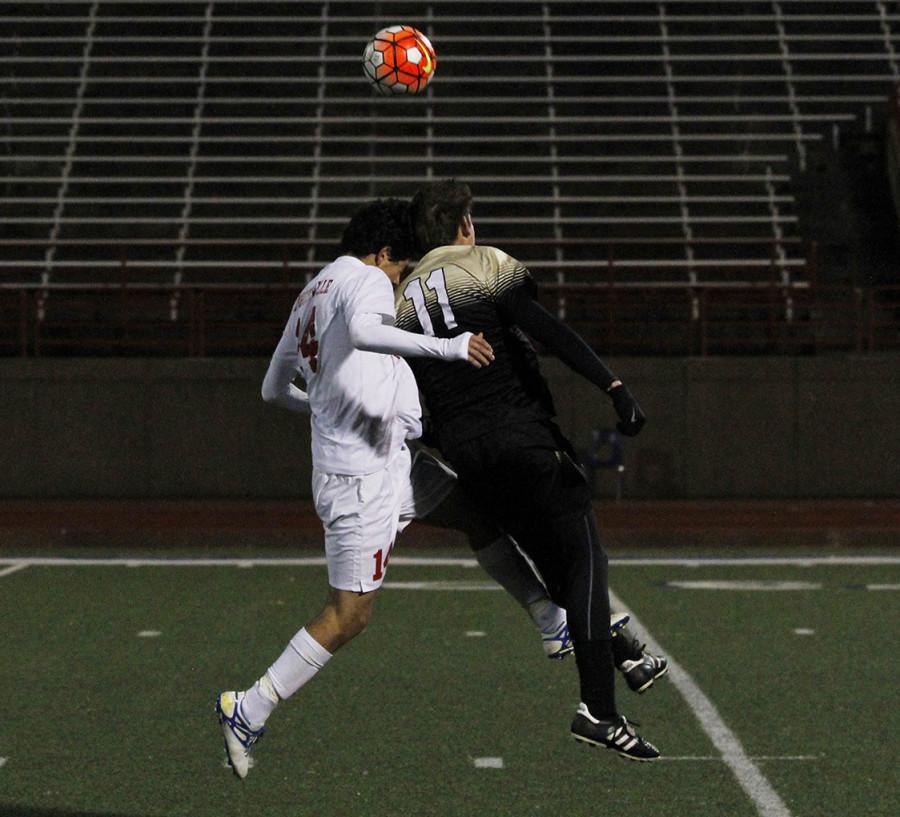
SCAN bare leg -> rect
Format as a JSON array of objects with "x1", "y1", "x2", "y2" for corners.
[
  {"x1": 238, "y1": 586, "x2": 378, "y2": 731},
  {"x1": 306, "y1": 586, "x2": 378, "y2": 653}
]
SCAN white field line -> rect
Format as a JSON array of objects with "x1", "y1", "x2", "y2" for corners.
[
  {"x1": 0, "y1": 556, "x2": 467, "y2": 567},
  {"x1": 0, "y1": 563, "x2": 28, "y2": 578},
  {"x1": 0, "y1": 757, "x2": 6, "y2": 768},
  {"x1": 383, "y1": 580, "x2": 501, "y2": 591},
  {"x1": 0, "y1": 556, "x2": 898, "y2": 568},
  {"x1": 667, "y1": 580, "x2": 822, "y2": 591},
  {"x1": 473, "y1": 757, "x2": 504, "y2": 769},
  {"x1": 867, "y1": 583, "x2": 900, "y2": 591},
  {"x1": 607, "y1": 556, "x2": 900, "y2": 566},
  {"x1": 661, "y1": 755, "x2": 819, "y2": 762},
  {"x1": 608, "y1": 588, "x2": 793, "y2": 817}
]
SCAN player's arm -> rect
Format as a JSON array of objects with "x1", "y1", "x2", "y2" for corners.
[
  {"x1": 261, "y1": 323, "x2": 311, "y2": 414},
  {"x1": 349, "y1": 312, "x2": 492, "y2": 367},
  {"x1": 503, "y1": 286, "x2": 646, "y2": 436},
  {"x1": 345, "y1": 269, "x2": 493, "y2": 367}
]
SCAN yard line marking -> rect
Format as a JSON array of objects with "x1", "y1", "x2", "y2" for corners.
[
  {"x1": 867, "y1": 583, "x2": 900, "y2": 591},
  {"x1": 466, "y1": 630, "x2": 487, "y2": 638},
  {"x1": 0, "y1": 563, "x2": 28, "y2": 578},
  {"x1": 792, "y1": 628, "x2": 815, "y2": 636},
  {"x1": 609, "y1": 588, "x2": 793, "y2": 817},
  {"x1": 667, "y1": 580, "x2": 822, "y2": 591},
  {"x1": 1, "y1": 555, "x2": 898, "y2": 568},
  {"x1": 137, "y1": 630, "x2": 162, "y2": 638},
  {"x1": 0, "y1": 757, "x2": 6, "y2": 769},
  {"x1": 383, "y1": 581, "x2": 501, "y2": 591},
  {"x1": 610, "y1": 557, "x2": 900, "y2": 566},
  {"x1": 473, "y1": 757, "x2": 504, "y2": 769},
  {"x1": 661, "y1": 755, "x2": 818, "y2": 762},
  {"x1": 0, "y1": 556, "x2": 477, "y2": 567}
]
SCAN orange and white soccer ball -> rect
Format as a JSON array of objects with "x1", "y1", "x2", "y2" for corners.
[{"x1": 363, "y1": 25, "x2": 437, "y2": 95}]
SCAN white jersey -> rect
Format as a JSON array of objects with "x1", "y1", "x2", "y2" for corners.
[{"x1": 273, "y1": 255, "x2": 422, "y2": 475}]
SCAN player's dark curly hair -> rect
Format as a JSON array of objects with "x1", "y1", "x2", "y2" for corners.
[
  {"x1": 340, "y1": 198, "x2": 416, "y2": 261},
  {"x1": 409, "y1": 179, "x2": 473, "y2": 255}
]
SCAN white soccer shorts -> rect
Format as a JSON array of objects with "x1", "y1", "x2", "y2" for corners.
[{"x1": 312, "y1": 444, "x2": 457, "y2": 593}]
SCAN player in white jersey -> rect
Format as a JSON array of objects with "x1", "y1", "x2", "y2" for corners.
[{"x1": 215, "y1": 199, "x2": 493, "y2": 779}]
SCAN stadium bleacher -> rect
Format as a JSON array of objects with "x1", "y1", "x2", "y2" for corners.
[{"x1": 1, "y1": 0, "x2": 898, "y2": 353}]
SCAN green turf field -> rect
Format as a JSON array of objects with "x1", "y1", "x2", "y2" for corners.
[{"x1": 1, "y1": 551, "x2": 897, "y2": 817}]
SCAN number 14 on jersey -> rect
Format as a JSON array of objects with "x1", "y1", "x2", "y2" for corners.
[{"x1": 296, "y1": 307, "x2": 319, "y2": 372}]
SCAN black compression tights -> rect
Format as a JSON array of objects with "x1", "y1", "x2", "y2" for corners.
[{"x1": 517, "y1": 509, "x2": 617, "y2": 718}]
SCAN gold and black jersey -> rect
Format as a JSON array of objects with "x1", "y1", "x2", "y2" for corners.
[{"x1": 394, "y1": 244, "x2": 555, "y2": 450}]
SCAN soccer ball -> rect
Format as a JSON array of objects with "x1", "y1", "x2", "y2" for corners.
[{"x1": 362, "y1": 26, "x2": 437, "y2": 95}]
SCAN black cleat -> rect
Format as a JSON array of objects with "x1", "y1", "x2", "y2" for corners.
[
  {"x1": 570, "y1": 704, "x2": 660, "y2": 761},
  {"x1": 619, "y1": 651, "x2": 669, "y2": 693},
  {"x1": 612, "y1": 629, "x2": 669, "y2": 694}
]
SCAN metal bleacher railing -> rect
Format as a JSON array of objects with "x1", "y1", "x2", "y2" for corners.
[
  {"x1": 1, "y1": 0, "x2": 899, "y2": 355},
  {"x1": 2, "y1": 278, "x2": 898, "y2": 357}
]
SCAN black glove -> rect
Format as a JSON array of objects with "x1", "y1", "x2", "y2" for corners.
[{"x1": 608, "y1": 383, "x2": 646, "y2": 437}]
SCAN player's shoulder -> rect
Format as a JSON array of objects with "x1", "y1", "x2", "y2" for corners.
[
  {"x1": 412, "y1": 244, "x2": 521, "y2": 283},
  {"x1": 474, "y1": 244, "x2": 521, "y2": 268},
  {"x1": 328, "y1": 255, "x2": 391, "y2": 295},
  {"x1": 328, "y1": 254, "x2": 378, "y2": 281},
  {"x1": 467, "y1": 246, "x2": 528, "y2": 288}
]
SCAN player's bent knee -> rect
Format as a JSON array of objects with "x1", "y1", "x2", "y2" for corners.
[
  {"x1": 334, "y1": 590, "x2": 376, "y2": 637},
  {"x1": 344, "y1": 603, "x2": 373, "y2": 636}
]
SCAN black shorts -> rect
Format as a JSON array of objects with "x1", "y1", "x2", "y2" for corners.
[{"x1": 443, "y1": 419, "x2": 592, "y2": 539}]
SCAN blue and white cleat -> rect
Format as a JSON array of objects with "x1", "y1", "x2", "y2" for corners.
[
  {"x1": 543, "y1": 613, "x2": 631, "y2": 660},
  {"x1": 216, "y1": 690, "x2": 265, "y2": 779},
  {"x1": 542, "y1": 620, "x2": 574, "y2": 660},
  {"x1": 610, "y1": 612, "x2": 630, "y2": 633}
]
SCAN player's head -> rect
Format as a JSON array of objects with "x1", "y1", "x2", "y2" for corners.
[
  {"x1": 410, "y1": 179, "x2": 475, "y2": 255},
  {"x1": 341, "y1": 198, "x2": 416, "y2": 283}
]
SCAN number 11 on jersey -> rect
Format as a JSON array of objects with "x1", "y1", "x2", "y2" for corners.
[{"x1": 402, "y1": 268, "x2": 458, "y2": 336}]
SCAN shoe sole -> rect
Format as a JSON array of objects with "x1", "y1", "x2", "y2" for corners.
[
  {"x1": 215, "y1": 697, "x2": 249, "y2": 780},
  {"x1": 571, "y1": 732, "x2": 660, "y2": 762},
  {"x1": 631, "y1": 664, "x2": 670, "y2": 695}
]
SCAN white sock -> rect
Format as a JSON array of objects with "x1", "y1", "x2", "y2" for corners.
[
  {"x1": 267, "y1": 627, "x2": 333, "y2": 701},
  {"x1": 239, "y1": 673, "x2": 280, "y2": 730},
  {"x1": 475, "y1": 537, "x2": 566, "y2": 632},
  {"x1": 527, "y1": 597, "x2": 567, "y2": 635}
]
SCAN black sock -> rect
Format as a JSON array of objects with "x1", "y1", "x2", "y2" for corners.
[{"x1": 573, "y1": 638, "x2": 617, "y2": 718}]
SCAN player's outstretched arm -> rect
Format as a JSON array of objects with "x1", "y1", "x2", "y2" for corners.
[
  {"x1": 507, "y1": 292, "x2": 645, "y2": 435},
  {"x1": 348, "y1": 312, "x2": 493, "y2": 368},
  {"x1": 261, "y1": 329, "x2": 312, "y2": 414}
]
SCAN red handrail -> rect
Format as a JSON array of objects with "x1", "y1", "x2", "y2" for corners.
[{"x1": 2, "y1": 282, "x2": 895, "y2": 358}]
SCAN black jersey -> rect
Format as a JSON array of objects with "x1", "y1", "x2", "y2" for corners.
[{"x1": 394, "y1": 244, "x2": 556, "y2": 451}]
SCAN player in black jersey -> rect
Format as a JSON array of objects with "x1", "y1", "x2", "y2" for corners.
[{"x1": 398, "y1": 180, "x2": 663, "y2": 761}]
